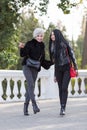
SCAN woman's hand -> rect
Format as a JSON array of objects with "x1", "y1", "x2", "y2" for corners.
[
  {"x1": 19, "y1": 42, "x2": 24, "y2": 48},
  {"x1": 76, "y1": 70, "x2": 78, "y2": 77},
  {"x1": 54, "y1": 76, "x2": 57, "y2": 82}
]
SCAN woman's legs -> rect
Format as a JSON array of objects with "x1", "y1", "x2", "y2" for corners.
[
  {"x1": 61, "y1": 70, "x2": 70, "y2": 107},
  {"x1": 23, "y1": 66, "x2": 38, "y2": 102},
  {"x1": 30, "y1": 67, "x2": 40, "y2": 114},
  {"x1": 56, "y1": 72, "x2": 63, "y2": 106},
  {"x1": 60, "y1": 70, "x2": 70, "y2": 115},
  {"x1": 56, "y1": 69, "x2": 70, "y2": 115},
  {"x1": 23, "y1": 65, "x2": 39, "y2": 115}
]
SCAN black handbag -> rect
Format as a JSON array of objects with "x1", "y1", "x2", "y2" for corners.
[
  {"x1": 26, "y1": 55, "x2": 42, "y2": 70},
  {"x1": 26, "y1": 58, "x2": 40, "y2": 69}
]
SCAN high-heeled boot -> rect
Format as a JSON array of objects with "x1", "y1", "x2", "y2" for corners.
[
  {"x1": 60, "y1": 104, "x2": 65, "y2": 115},
  {"x1": 32, "y1": 101, "x2": 40, "y2": 114},
  {"x1": 24, "y1": 103, "x2": 29, "y2": 116}
]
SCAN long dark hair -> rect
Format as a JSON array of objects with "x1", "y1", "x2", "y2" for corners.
[
  {"x1": 49, "y1": 29, "x2": 68, "y2": 48},
  {"x1": 49, "y1": 29, "x2": 69, "y2": 60}
]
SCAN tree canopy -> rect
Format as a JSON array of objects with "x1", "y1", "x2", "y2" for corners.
[
  {"x1": 57, "y1": 0, "x2": 83, "y2": 14},
  {"x1": 0, "y1": 0, "x2": 83, "y2": 47},
  {"x1": 0, "y1": 0, "x2": 85, "y2": 69}
]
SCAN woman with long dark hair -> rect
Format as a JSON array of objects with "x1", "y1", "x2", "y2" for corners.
[{"x1": 49, "y1": 29, "x2": 78, "y2": 115}]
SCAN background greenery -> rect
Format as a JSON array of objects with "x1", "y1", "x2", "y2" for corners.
[{"x1": 0, "y1": 0, "x2": 87, "y2": 70}]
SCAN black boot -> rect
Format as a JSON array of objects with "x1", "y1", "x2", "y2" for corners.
[
  {"x1": 60, "y1": 104, "x2": 65, "y2": 115},
  {"x1": 24, "y1": 103, "x2": 29, "y2": 116},
  {"x1": 32, "y1": 101, "x2": 40, "y2": 114}
]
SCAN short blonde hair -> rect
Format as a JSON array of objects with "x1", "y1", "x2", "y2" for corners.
[{"x1": 33, "y1": 28, "x2": 44, "y2": 38}]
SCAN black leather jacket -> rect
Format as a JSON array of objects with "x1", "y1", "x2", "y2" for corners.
[{"x1": 50, "y1": 42, "x2": 78, "y2": 70}]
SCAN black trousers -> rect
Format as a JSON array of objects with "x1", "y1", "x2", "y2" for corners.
[{"x1": 55, "y1": 64, "x2": 70, "y2": 107}]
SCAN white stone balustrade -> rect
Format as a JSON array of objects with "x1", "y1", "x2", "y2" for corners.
[{"x1": 0, "y1": 67, "x2": 87, "y2": 102}]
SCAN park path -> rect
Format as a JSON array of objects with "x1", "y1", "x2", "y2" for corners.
[{"x1": 0, "y1": 98, "x2": 87, "y2": 130}]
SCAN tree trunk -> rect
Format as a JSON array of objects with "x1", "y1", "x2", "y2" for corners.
[{"x1": 82, "y1": 17, "x2": 87, "y2": 68}]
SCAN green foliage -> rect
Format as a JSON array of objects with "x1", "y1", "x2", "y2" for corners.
[
  {"x1": 0, "y1": 0, "x2": 19, "y2": 46},
  {"x1": 0, "y1": 0, "x2": 49, "y2": 69},
  {"x1": 38, "y1": 0, "x2": 49, "y2": 15},
  {"x1": 57, "y1": 0, "x2": 83, "y2": 14},
  {"x1": 0, "y1": 0, "x2": 28, "y2": 69},
  {"x1": 18, "y1": 11, "x2": 40, "y2": 42},
  {"x1": 0, "y1": 28, "x2": 20, "y2": 69},
  {"x1": 76, "y1": 35, "x2": 84, "y2": 69},
  {"x1": 0, "y1": 50, "x2": 18, "y2": 69},
  {"x1": 0, "y1": 0, "x2": 49, "y2": 45},
  {"x1": 0, "y1": 0, "x2": 84, "y2": 69}
]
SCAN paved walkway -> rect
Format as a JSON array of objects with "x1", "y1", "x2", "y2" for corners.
[{"x1": 0, "y1": 98, "x2": 87, "y2": 130}]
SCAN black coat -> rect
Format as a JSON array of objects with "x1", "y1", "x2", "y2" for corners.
[
  {"x1": 49, "y1": 41, "x2": 78, "y2": 70},
  {"x1": 20, "y1": 39, "x2": 53, "y2": 71}
]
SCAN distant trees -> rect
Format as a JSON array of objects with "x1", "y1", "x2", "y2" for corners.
[
  {"x1": 0, "y1": 0, "x2": 86, "y2": 69},
  {"x1": 82, "y1": 16, "x2": 87, "y2": 68},
  {"x1": 0, "y1": 0, "x2": 48, "y2": 69},
  {"x1": 0, "y1": 0, "x2": 49, "y2": 69},
  {"x1": 0, "y1": 0, "x2": 83, "y2": 47},
  {"x1": 57, "y1": 0, "x2": 83, "y2": 14},
  {"x1": 0, "y1": 0, "x2": 49, "y2": 46},
  {"x1": 76, "y1": 14, "x2": 87, "y2": 69}
]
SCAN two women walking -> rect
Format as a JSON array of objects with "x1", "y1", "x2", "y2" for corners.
[{"x1": 19, "y1": 28, "x2": 78, "y2": 116}]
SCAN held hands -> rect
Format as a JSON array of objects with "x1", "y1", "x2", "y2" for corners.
[
  {"x1": 54, "y1": 76, "x2": 57, "y2": 82},
  {"x1": 19, "y1": 42, "x2": 24, "y2": 48},
  {"x1": 76, "y1": 69, "x2": 78, "y2": 77}
]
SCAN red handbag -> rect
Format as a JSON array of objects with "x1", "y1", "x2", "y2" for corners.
[{"x1": 70, "y1": 66, "x2": 77, "y2": 78}]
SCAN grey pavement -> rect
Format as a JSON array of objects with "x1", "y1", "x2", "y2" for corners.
[{"x1": 0, "y1": 98, "x2": 87, "y2": 130}]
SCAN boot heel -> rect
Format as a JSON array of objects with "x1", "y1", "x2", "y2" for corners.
[
  {"x1": 24, "y1": 103, "x2": 29, "y2": 116},
  {"x1": 34, "y1": 108, "x2": 40, "y2": 114},
  {"x1": 32, "y1": 103, "x2": 40, "y2": 114}
]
